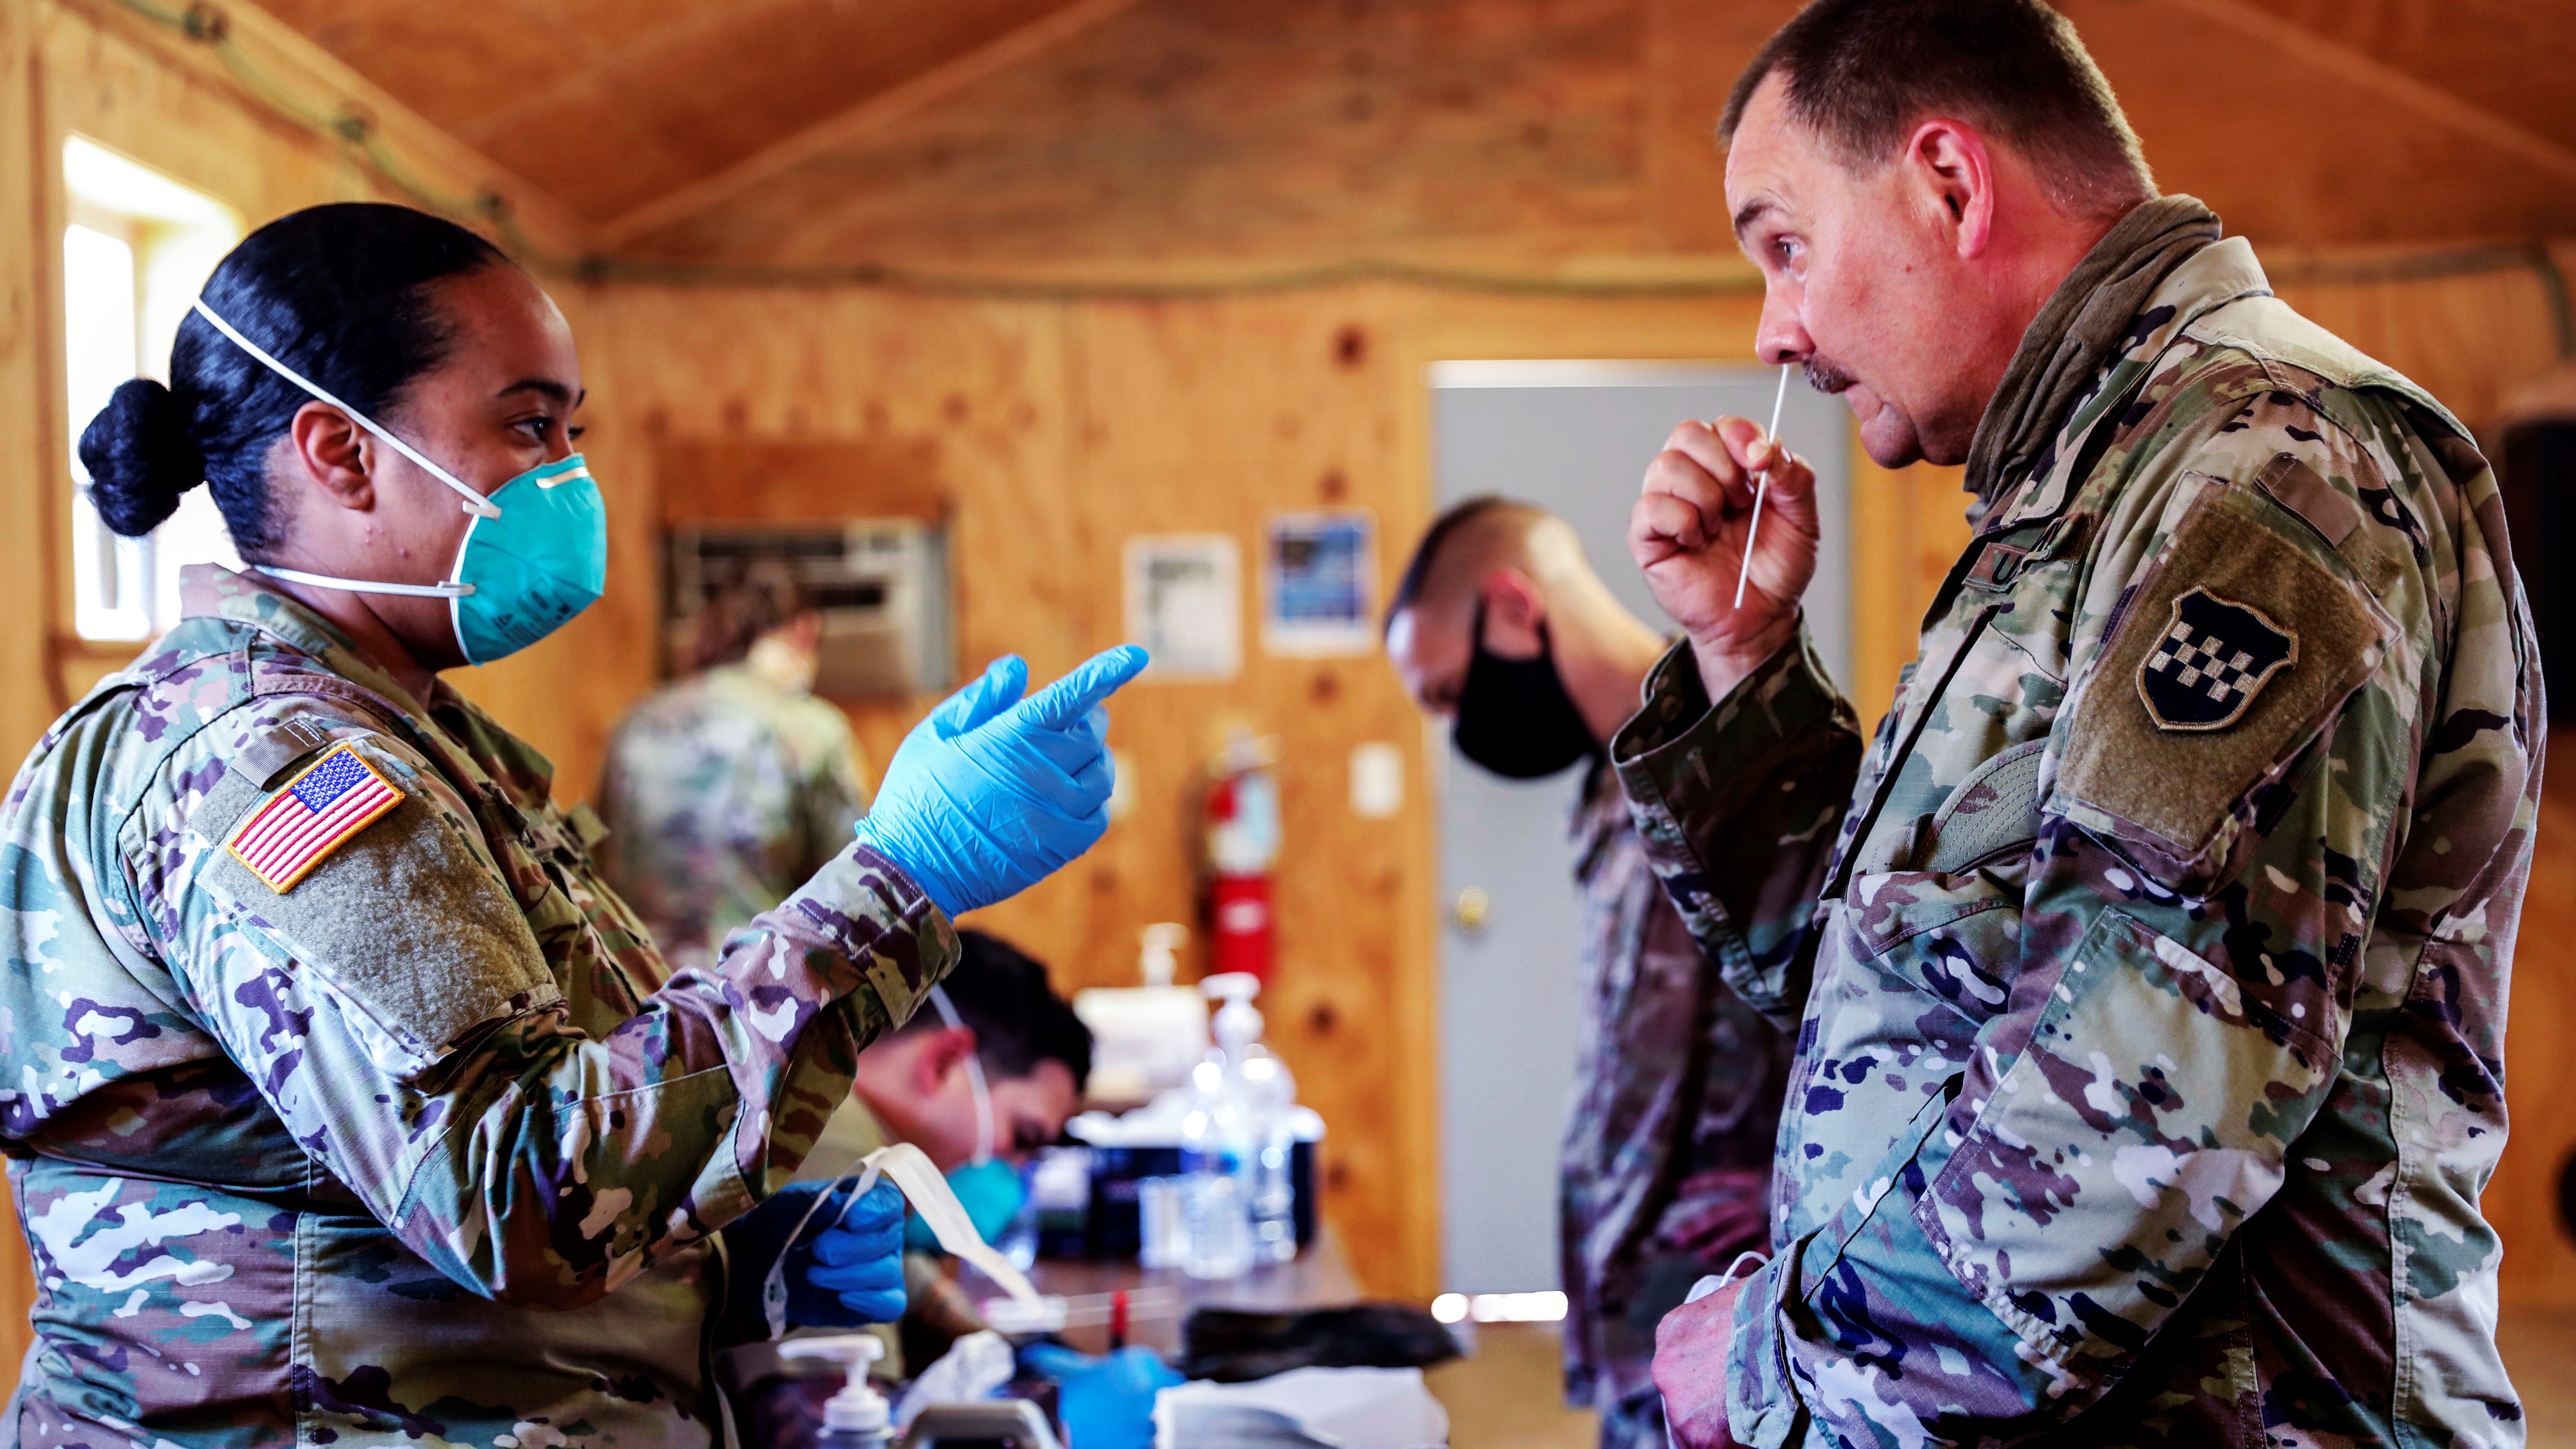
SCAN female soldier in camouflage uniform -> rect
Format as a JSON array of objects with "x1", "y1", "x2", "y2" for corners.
[{"x1": 0, "y1": 203, "x2": 1141, "y2": 1449}]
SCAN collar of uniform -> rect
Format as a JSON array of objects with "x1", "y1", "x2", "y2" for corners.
[
  {"x1": 1984, "y1": 236, "x2": 2277, "y2": 531},
  {"x1": 178, "y1": 563, "x2": 453, "y2": 720}
]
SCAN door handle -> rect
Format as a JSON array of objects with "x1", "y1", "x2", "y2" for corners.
[{"x1": 1450, "y1": 886, "x2": 1491, "y2": 937}]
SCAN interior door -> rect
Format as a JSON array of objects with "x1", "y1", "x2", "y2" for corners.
[{"x1": 1425, "y1": 361, "x2": 1849, "y2": 1294}]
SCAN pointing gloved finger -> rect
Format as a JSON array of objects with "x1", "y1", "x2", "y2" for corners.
[
  {"x1": 928, "y1": 655, "x2": 1030, "y2": 738},
  {"x1": 1013, "y1": 646, "x2": 1150, "y2": 731}
]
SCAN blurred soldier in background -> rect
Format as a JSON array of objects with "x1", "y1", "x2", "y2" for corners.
[
  {"x1": 1385, "y1": 498, "x2": 1793, "y2": 1449},
  {"x1": 600, "y1": 565, "x2": 872, "y2": 967}
]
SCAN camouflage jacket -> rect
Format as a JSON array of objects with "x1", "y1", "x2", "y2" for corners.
[
  {"x1": 0, "y1": 567, "x2": 956, "y2": 1449},
  {"x1": 596, "y1": 664, "x2": 870, "y2": 971},
  {"x1": 1559, "y1": 764, "x2": 1790, "y2": 1424},
  {"x1": 1612, "y1": 238, "x2": 2544, "y2": 1447}
]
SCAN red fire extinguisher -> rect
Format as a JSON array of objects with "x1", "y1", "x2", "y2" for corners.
[{"x1": 1204, "y1": 732, "x2": 1281, "y2": 985}]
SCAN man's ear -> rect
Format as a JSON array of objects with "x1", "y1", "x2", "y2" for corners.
[
  {"x1": 914, "y1": 1025, "x2": 978, "y2": 1092},
  {"x1": 286, "y1": 400, "x2": 379, "y2": 512},
  {"x1": 1904, "y1": 117, "x2": 1998, "y2": 260},
  {"x1": 1480, "y1": 567, "x2": 1548, "y2": 638}
]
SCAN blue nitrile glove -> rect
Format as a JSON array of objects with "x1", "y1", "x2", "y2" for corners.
[
  {"x1": 855, "y1": 647, "x2": 1149, "y2": 917},
  {"x1": 902, "y1": 1159, "x2": 1028, "y2": 1254},
  {"x1": 1019, "y1": 1344, "x2": 1183, "y2": 1449},
  {"x1": 722, "y1": 1180, "x2": 908, "y2": 1332}
]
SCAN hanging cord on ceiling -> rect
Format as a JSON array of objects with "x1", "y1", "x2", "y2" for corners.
[{"x1": 88, "y1": 0, "x2": 2576, "y2": 332}]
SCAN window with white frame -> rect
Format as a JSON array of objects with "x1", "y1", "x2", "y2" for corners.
[{"x1": 62, "y1": 137, "x2": 244, "y2": 641}]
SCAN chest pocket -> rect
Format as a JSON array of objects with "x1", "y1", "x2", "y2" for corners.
[
  {"x1": 1842, "y1": 521, "x2": 2079, "y2": 886},
  {"x1": 1779, "y1": 532, "x2": 2076, "y2": 1231}
]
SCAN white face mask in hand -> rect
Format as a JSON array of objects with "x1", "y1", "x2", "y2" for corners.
[{"x1": 760, "y1": 1141, "x2": 1048, "y2": 1340}]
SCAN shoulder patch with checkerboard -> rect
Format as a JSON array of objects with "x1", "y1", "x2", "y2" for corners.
[{"x1": 2135, "y1": 586, "x2": 2299, "y2": 732}]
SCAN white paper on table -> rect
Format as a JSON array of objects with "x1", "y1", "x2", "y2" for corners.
[{"x1": 1153, "y1": 1366, "x2": 1449, "y2": 1449}]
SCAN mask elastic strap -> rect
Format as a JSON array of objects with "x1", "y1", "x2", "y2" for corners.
[
  {"x1": 253, "y1": 564, "x2": 474, "y2": 599},
  {"x1": 927, "y1": 986, "x2": 996, "y2": 1167},
  {"x1": 190, "y1": 299, "x2": 501, "y2": 520}
]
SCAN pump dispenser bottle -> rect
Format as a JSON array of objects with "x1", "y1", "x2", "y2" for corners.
[{"x1": 777, "y1": 1336, "x2": 892, "y2": 1449}]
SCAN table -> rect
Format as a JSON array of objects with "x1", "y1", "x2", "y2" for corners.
[{"x1": 1011, "y1": 1231, "x2": 1364, "y2": 1357}]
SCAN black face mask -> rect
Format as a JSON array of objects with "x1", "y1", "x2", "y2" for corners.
[{"x1": 1451, "y1": 603, "x2": 1599, "y2": 779}]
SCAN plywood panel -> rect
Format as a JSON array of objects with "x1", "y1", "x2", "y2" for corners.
[
  {"x1": 2272, "y1": 260, "x2": 2572, "y2": 430},
  {"x1": 39, "y1": 0, "x2": 585, "y2": 259},
  {"x1": 1846, "y1": 456, "x2": 1974, "y2": 733},
  {"x1": 614, "y1": 0, "x2": 2576, "y2": 267},
  {"x1": 0, "y1": 0, "x2": 51, "y2": 1388},
  {"x1": 2060, "y1": 0, "x2": 2576, "y2": 247},
  {"x1": 250, "y1": 0, "x2": 1090, "y2": 223},
  {"x1": 2239, "y1": 0, "x2": 2576, "y2": 157},
  {"x1": 659, "y1": 438, "x2": 948, "y2": 525},
  {"x1": 621, "y1": 0, "x2": 1656, "y2": 269},
  {"x1": 2490, "y1": 761, "x2": 2576, "y2": 1308}
]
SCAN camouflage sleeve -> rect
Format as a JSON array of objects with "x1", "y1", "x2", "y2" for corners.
[
  {"x1": 1723, "y1": 383, "x2": 2543, "y2": 1445},
  {"x1": 801, "y1": 731, "x2": 871, "y2": 875},
  {"x1": 126, "y1": 707, "x2": 956, "y2": 1312},
  {"x1": 1610, "y1": 625, "x2": 1865, "y2": 1027}
]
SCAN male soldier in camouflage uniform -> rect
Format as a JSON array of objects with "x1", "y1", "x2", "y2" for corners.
[
  {"x1": 600, "y1": 570, "x2": 872, "y2": 969},
  {"x1": 1384, "y1": 500, "x2": 1793, "y2": 1448},
  {"x1": 1621, "y1": 4, "x2": 2544, "y2": 1446}
]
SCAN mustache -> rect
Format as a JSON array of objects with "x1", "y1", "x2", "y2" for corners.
[{"x1": 1802, "y1": 356, "x2": 1858, "y2": 395}]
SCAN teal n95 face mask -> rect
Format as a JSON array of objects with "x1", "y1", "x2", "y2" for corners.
[{"x1": 191, "y1": 299, "x2": 608, "y2": 666}]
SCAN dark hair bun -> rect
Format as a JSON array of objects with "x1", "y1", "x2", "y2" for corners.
[{"x1": 79, "y1": 378, "x2": 205, "y2": 537}]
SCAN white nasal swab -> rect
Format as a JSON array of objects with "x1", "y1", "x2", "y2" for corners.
[{"x1": 1733, "y1": 364, "x2": 1795, "y2": 610}]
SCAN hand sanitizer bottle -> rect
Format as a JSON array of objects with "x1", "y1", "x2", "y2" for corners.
[{"x1": 778, "y1": 1335, "x2": 893, "y2": 1449}]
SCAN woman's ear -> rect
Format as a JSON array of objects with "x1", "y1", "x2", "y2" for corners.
[{"x1": 286, "y1": 399, "x2": 378, "y2": 512}]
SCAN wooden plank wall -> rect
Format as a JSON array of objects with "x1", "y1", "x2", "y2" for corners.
[{"x1": 586, "y1": 281, "x2": 1782, "y2": 1297}]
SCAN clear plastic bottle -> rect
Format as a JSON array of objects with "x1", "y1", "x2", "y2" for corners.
[
  {"x1": 1238, "y1": 1040, "x2": 1299, "y2": 1265},
  {"x1": 1178, "y1": 1055, "x2": 1255, "y2": 1280},
  {"x1": 1185, "y1": 974, "x2": 1299, "y2": 1273},
  {"x1": 1213, "y1": 980, "x2": 1299, "y2": 1266}
]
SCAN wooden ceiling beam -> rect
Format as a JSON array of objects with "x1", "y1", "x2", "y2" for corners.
[
  {"x1": 595, "y1": 0, "x2": 1154, "y2": 249},
  {"x1": 451, "y1": 0, "x2": 817, "y2": 150},
  {"x1": 2157, "y1": 0, "x2": 2576, "y2": 187}
]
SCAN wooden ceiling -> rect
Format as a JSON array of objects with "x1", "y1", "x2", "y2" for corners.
[{"x1": 253, "y1": 0, "x2": 2576, "y2": 265}]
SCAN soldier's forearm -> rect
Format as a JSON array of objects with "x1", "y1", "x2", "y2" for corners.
[
  {"x1": 1612, "y1": 628, "x2": 1861, "y2": 1026},
  {"x1": 355, "y1": 845, "x2": 954, "y2": 1310}
]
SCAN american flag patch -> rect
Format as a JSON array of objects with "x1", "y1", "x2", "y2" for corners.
[{"x1": 225, "y1": 744, "x2": 405, "y2": 893}]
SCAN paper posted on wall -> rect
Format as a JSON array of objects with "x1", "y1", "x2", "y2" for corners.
[
  {"x1": 1125, "y1": 535, "x2": 1242, "y2": 680},
  {"x1": 1262, "y1": 511, "x2": 1377, "y2": 657}
]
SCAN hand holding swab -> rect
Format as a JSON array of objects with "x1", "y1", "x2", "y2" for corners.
[{"x1": 1733, "y1": 364, "x2": 1794, "y2": 610}]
